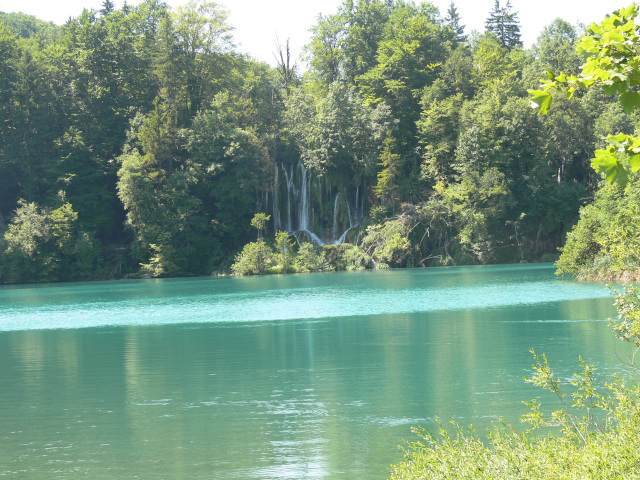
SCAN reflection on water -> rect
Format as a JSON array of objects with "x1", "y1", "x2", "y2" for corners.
[{"x1": 0, "y1": 265, "x2": 633, "y2": 479}]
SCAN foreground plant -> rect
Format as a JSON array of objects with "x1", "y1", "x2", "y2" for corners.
[{"x1": 389, "y1": 287, "x2": 640, "y2": 479}]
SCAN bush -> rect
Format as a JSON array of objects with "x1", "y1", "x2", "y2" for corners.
[
  {"x1": 389, "y1": 287, "x2": 640, "y2": 479},
  {"x1": 557, "y1": 180, "x2": 640, "y2": 281},
  {"x1": 231, "y1": 240, "x2": 274, "y2": 275},
  {"x1": 294, "y1": 242, "x2": 329, "y2": 272}
]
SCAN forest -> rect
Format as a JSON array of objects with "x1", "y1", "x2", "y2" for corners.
[{"x1": 0, "y1": 0, "x2": 637, "y2": 283}]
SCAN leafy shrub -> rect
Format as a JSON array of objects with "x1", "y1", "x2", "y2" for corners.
[
  {"x1": 231, "y1": 240, "x2": 274, "y2": 275},
  {"x1": 557, "y1": 180, "x2": 640, "y2": 280},
  {"x1": 294, "y1": 242, "x2": 329, "y2": 273},
  {"x1": 361, "y1": 219, "x2": 410, "y2": 268},
  {"x1": 389, "y1": 286, "x2": 640, "y2": 480}
]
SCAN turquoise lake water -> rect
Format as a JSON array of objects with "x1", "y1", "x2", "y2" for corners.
[{"x1": 0, "y1": 265, "x2": 632, "y2": 478}]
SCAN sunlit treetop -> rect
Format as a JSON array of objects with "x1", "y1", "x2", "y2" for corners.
[{"x1": 529, "y1": 4, "x2": 640, "y2": 186}]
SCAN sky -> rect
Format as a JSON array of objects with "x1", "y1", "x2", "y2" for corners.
[{"x1": 0, "y1": 0, "x2": 631, "y2": 66}]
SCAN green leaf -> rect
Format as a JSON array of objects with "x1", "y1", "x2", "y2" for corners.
[
  {"x1": 592, "y1": 150, "x2": 619, "y2": 179},
  {"x1": 610, "y1": 72, "x2": 628, "y2": 82},
  {"x1": 629, "y1": 71, "x2": 640, "y2": 86},
  {"x1": 608, "y1": 132, "x2": 631, "y2": 144},
  {"x1": 528, "y1": 89, "x2": 552, "y2": 114},
  {"x1": 591, "y1": 150, "x2": 629, "y2": 186},
  {"x1": 629, "y1": 153, "x2": 640, "y2": 173},
  {"x1": 620, "y1": 91, "x2": 640, "y2": 113},
  {"x1": 603, "y1": 30, "x2": 625, "y2": 43},
  {"x1": 621, "y1": 19, "x2": 635, "y2": 32},
  {"x1": 603, "y1": 82, "x2": 622, "y2": 95},
  {"x1": 577, "y1": 36, "x2": 597, "y2": 53}
]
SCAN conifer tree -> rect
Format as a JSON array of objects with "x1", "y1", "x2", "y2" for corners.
[
  {"x1": 100, "y1": 0, "x2": 115, "y2": 16},
  {"x1": 485, "y1": 0, "x2": 521, "y2": 50},
  {"x1": 444, "y1": 1, "x2": 466, "y2": 44}
]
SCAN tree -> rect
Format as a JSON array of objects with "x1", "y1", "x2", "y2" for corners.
[
  {"x1": 187, "y1": 90, "x2": 271, "y2": 249},
  {"x1": 485, "y1": 0, "x2": 522, "y2": 50},
  {"x1": 304, "y1": 13, "x2": 345, "y2": 86},
  {"x1": 294, "y1": 242, "x2": 327, "y2": 272},
  {"x1": 340, "y1": 0, "x2": 392, "y2": 85},
  {"x1": 274, "y1": 36, "x2": 295, "y2": 97},
  {"x1": 375, "y1": 134, "x2": 401, "y2": 207},
  {"x1": 470, "y1": 33, "x2": 520, "y2": 88},
  {"x1": 1, "y1": 198, "x2": 81, "y2": 282},
  {"x1": 530, "y1": 5, "x2": 640, "y2": 187},
  {"x1": 418, "y1": 91, "x2": 464, "y2": 185},
  {"x1": 274, "y1": 230, "x2": 294, "y2": 273},
  {"x1": 531, "y1": 5, "x2": 640, "y2": 278},
  {"x1": 357, "y1": 2, "x2": 452, "y2": 146},
  {"x1": 173, "y1": 0, "x2": 234, "y2": 118},
  {"x1": 360, "y1": 218, "x2": 411, "y2": 269},
  {"x1": 101, "y1": 0, "x2": 116, "y2": 16},
  {"x1": 230, "y1": 239, "x2": 274, "y2": 275},
  {"x1": 444, "y1": 1, "x2": 466, "y2": 44},
  {"x1": 285, "y1": 82, "x2": 392, "y2": 175},
  {"x1": 251, "y1": 213, "x2": 270, "y2": 241},
  {"x1": 531, "y1": 18, "x2": 582, "y2": 75}
]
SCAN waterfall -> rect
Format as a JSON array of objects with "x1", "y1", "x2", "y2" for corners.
[
  {"x1": 299, "y1": 162, "x2": 308, "y2": 231},
  {"x1": 355, "y1": 187, "x2": 359, "y2": 221},
  {"x1": 269, "y1": 159, "x2": 365, "y2": 246},
  {"x1": 332, "y1": 192, "x2": 340, "y2": 241},
  {"x1": 284, "y1": 166, "x2": 293, "y2": 232},
  {"x1": 273, "y1": 164, "x2": 280, "y2": 233},
  {"x1": 336, "y1": 226, "x2": 356, "y2": 245},
  {"x1": 346, "y1": 192, "x2": 353, "y2": 228}
]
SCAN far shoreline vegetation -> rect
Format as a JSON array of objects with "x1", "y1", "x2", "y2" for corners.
[{"x1": 1, "y1": 0, "x2": 634, "y2": 285}]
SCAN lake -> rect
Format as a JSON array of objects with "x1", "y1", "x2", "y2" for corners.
[{"x1": 0, "y1": 265, "x2": 632, "y2": 479}]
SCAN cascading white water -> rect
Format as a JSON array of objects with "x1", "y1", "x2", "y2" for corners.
[
  {"x1": 272, "y1": 165, "x2": 280, "y2": 233},
  {"x1": 355, "y1": 187, "x2": 359, "y2": 220},
  {"x1": 284, "y1": 166, "x2": 293, "y2": 232},
  {"x1": 299, "y1": 162, "x2": 307, "y2": 231},
  {"x1": 332, "y1": 192, "x2": 340, "y2": 241},
  {"x1": 270, "y1": 159, "x2": 363, "y2": 245},
  {"x1": 346, "y1": 192, "x2": 353, "y2": 228},
  {"x1": 296, "y1": 161, "x2": 324, "y2": 245}
]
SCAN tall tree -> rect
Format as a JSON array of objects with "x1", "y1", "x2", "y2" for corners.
[
  {"x1": 341, "y1": 0, "x2": 392, "y2": 85},
  {"x1": 101, "y1": 0, "x2": 116, "y2": 16},
  {"x1": 357, "y1": 2, "x2": 452, "y2": 147},
  {"x1": 444, "y1": 1, "x2": 466, "y2": 44},
  {"x1": 274, "y1": 36, "x2": 295, "y2": 97},
  {"x1": 485, "y1": 0, "x2": 522, "y2": 50},
  {"x1": 304, "y1": 13, "x2": 345, "y2": 86}
]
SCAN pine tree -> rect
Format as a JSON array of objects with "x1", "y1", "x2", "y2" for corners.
[
  {"x1": 444, "y1": 1, "x2": 466, "y2": 44},
  {"x1": 485, "y1": 0, "x2": 521, "y2": 50},
  {"x1": 100, "y1": 0, "x2": 115, "y2": 16},
  {"x1": 502, "y1": 1, "x2": 522, "y2": 49}
]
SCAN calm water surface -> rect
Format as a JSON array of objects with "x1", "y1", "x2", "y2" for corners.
[{"x1": 0, "y1": 265, "x2": 633, "y2": 479}]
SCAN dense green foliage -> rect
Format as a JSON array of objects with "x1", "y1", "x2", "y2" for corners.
[
  {"x1": 389, "y1": 7, "x2": 640, "y2": 478},
  {"x1": 0, "y1": 0, "x2": 633, "y2": 283},
  {"x1": 539, "y1": 5, "x2": 640, "y2": 281}
]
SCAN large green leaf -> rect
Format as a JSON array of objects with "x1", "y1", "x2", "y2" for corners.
[
  {"x1": 620, "y1": 91, "x2": 640, "y2": 113},
  {"x1": 591, "y1": 149, "x2": 623, "y2": 185},
  {"x1": 528, "y1": 89, "x2": 552, "y2": 114},
  {"x1": 629, "y1": 153, "x2": 640, "y2": 173}
]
